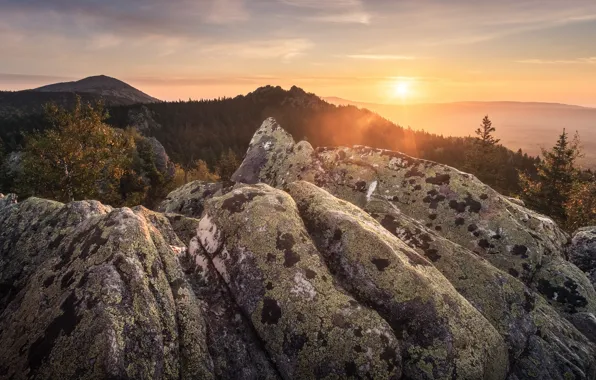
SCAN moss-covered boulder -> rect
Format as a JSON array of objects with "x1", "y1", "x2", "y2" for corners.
[
  {"x1": 570, "y1": 227, "x2": 596, "y2": 291},
  {"x1": 287, "y1": 181, "x2": 507, "y2": 379},
  {"x1": 226, "y1": 117, "x2": 596, "y2": 379},
  {"x1": 233, "y1": 119, "x2": 596, "y2": 319},
  {"x1": 157, "y1": 181, "x2": 224, "y2": 217},
  {"x1": 0, "y1": 199, "x2": 215, "y2": 379},
  {"x1": 198, "y1": 184, "x2": 402, "y2": 379}
]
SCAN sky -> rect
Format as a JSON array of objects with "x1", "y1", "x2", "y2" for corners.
[{"x1": 1, "y1": 0, "x2": 596, "y2": 106}]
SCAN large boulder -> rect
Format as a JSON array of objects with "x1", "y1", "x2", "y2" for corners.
[
  {"x1": 157, "y1": 181, "x2": 224, "y2": 217},
  {"x1": 286, "y1": 181, "x2": 507, "y2": 379},
  {"x1": 570, "y1": 227, "x2": 596, "y2": 290},
  {"x1": 198, "y1": 184, "x2": 403, "y2": 379},
  {"x1": 0, "y1": 198, "x2": 214, "y2": 379},
  {"x1": 233, "y1": 118, "x2": 596, "y2": 318}
]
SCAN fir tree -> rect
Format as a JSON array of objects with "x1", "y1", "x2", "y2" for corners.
[
  {"x1": 464, "y1": 116, "x2": 504, "y2": 190},
  {"x1": 520, "y1": 129, "x2": 581, "y2": 224},
  {"x1": 475, "y1": 115, "x2": 500, "y2": 147}
]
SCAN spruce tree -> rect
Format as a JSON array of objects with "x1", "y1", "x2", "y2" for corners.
[
  {"x1": 465, "y1": 115, "x2": 503, "y2": 190},
  {"x1": 475, "y1": 115, "x2": 500, "y2": 147},
  {"x1": 520, "y1": 129, "x2": 581, "y2": 224}
]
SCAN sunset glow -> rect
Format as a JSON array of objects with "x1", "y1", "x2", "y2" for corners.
[
  {"x1": 394, "y1": 82, "x2": 410, "y2": 99},
  {"x1": 0, "y1": 1, "x2": 595, "y2": 106}
]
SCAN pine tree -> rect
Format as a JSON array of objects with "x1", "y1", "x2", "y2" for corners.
[
  {"x1": 475, "y1": 115, "x2": 500, "y2": 147},
  {"x1": 520, "y1": 129, "x2": 581, "y2": 224},
  {"x1": 464, "y1": 116, "x2": 504, "y2": 190}
]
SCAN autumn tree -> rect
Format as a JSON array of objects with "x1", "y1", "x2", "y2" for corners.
[
  {"x1": 520, "y1": 129, "x2": 581, "y2": 225},
  {"x1": 172, "y1": 160, "x2": 219, "y2": 188},
  {"x1": 17, "y1": 97, "x2": 135, "y2": 203}
]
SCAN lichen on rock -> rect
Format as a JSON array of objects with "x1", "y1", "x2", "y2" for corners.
[
  {"x1": 287, "y1": 180, "x2": 507, "y2": 380},
  {"x1": 570, "y1": 227, "x2": 596, "y2": 291},
  {"x1": 199, "y1": 184, "x2": 402, "y2": 379},
  {"x1": 2, "y1": 117, "x2": 596, "y2": 380}
]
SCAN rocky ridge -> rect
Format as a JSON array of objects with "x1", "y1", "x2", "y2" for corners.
[{"x1": 1, "y1": 119, "x2": 595, "y2": 379}]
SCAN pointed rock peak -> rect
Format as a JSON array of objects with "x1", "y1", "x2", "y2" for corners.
[
  {"x1": 232, "y1": 118, "x2": 296, "y2": 184},
  {"x1": 232, "y1": 118, "x2": 314, "y2": 185}
]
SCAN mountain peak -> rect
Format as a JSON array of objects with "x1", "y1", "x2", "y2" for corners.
[{"x1": 33, "y1": 75, "x2": 159, "y2": 105}]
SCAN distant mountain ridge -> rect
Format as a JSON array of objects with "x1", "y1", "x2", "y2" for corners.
[
  {"x1": 34, "y1": 75, "x2": 159, "y2": 104},
  {"x1": 325, "y1": 97, "x2": 595, "y2": 110}
]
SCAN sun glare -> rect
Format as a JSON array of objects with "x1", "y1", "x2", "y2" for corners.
[{"x1": 394, "y1": 81, "x2": 410, "y2": 98}]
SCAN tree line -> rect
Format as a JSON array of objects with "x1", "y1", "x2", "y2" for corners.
[
  {"x1": 0, "y1": 97, "x2": 238, "y2": 208},
  {"x1": 467, "y1": 115, "x2": 595, "y2": 231},
  {"x1": 0, "y1": 86, "x2": 594, "y2": 231}
]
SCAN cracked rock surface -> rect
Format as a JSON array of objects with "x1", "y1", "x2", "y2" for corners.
[{"x1": 1, "y1": 118, "x2": 596, "y2": 379}]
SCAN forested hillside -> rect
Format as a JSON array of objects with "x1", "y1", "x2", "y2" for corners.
[
  {"x1": 2, "y1": 85, "x2": 595, "y2": 229},
  {"x1": 0, "y1": 90, "x2": 149, "y2": 149},
  {"x1": 107, "y1": 85, "x2": 539, "y2": 195},
  {"x1": 0, "y1": 85, "x2": 540, "y2": 195}
]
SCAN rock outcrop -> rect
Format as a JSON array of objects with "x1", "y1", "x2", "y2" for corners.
[
  {"x1": 232, "y1": 118, "x2": 596, "y2": 318},
  {"x1": 570, "y1": 227, "x2": 596, "y2": 291},
  {"x1": 1, "y1": 118, "x2": 596, "y2": 379}
]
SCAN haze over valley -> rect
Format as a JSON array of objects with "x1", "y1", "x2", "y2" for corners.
[{"x1": 327, "y1": 97, "x2": 596, "y2": 167}]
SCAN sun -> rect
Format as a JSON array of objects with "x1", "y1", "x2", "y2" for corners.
[{"x1": 393, "y1": 81, "x2": 410, "y2": 98}]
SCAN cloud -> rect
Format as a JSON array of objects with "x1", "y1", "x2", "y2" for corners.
[
  {"x1": 205, "y1": 0, "x2": 250, "y2": 24},
  {"x1": 517, "y1": 57, "x2": 596, "y2": 64},
  {"x1": 88, "y1": 34, "x2": 122, "y2": 50},
  {"x1": 383, "y1": 0, "x2": 596, "y2": 46},
  {"x1": 135, "y1": 35, "x2": 188, "y2": 57},
  {"x1": 310, "y1": 12, "x2": 371, "y2": 24},
  {"x1": 0, "y1": 0, "x2": 251, "y2": 38},
  {"x1": 200, "y1": 38, "x2": 314, "y2": 62},
  {"x1": 278, "y1": 0, "x2": 363, "y2": 10},
  {"x1": 347, "y1": 54, "x2": 416, "y2": 60},
  {"x1": 279, "y1": 0, "x2": 371, "y2": 24}
]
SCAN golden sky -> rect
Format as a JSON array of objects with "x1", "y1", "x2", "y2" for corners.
[{"x1": 1, "y1": 0, "x2": 596, "y2": 106}]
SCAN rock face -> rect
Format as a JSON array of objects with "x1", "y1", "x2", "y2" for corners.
[
  {"x1": 1, "y1": 118, "x2": 596, "y2": 379},
  {"x1": 570, "y1": 227, "x2": 596, "y2": 291}
]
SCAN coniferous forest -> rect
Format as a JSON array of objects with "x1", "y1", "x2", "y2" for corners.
[{"x1": 0, "y1": 85, "x2": 594, "y2": 231}]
